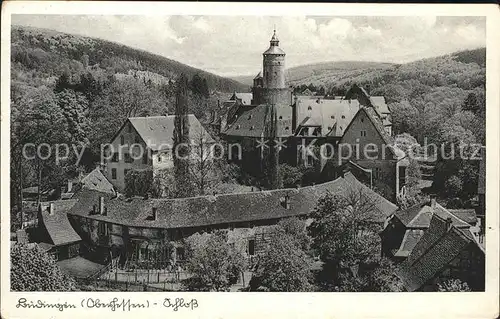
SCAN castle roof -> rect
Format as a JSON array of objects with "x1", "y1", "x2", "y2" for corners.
[
  {"x1": 295, "y1": 98, "x2": 361, "y2": 137},
  {"x1": 263, "y1": 46, "x2": 286, "y2": 55},
  {"x1": 67, "y1": 173, "x2": 397, "y2": 230},
  {"x1": 393, "y1": 200, "x2": 471, "y2": 229},
  {"x1": 222, "y1": 103, "x2": 293, "y2": 138}
]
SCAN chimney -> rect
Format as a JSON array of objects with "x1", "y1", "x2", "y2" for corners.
[
  {"x1": 430, "y1": 195, "x2": 437, "y2": 210},
  {"x1": 446, "y1": 217, "x2": 453, "y2": 231},
  {"x1": 281, "y1": 194, "x2": 291, "y2": 209},
  {"x1": 48, "y1": 202, "x2": 54, "y2": 216},
  {"x1": 99, "y1": 196, "x2": 105, "y2": 215},
  {"x1": 152, "y1": 207, "x2": 157, "y2": 221},
  {"x1": 67, "y1": 180, "x2": 73, "y2": 193}
]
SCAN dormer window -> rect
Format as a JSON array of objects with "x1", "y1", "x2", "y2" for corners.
[
  {"x1": 341, "y1": 115, "x2": 345, "y2": 119},
  {"x1": 248, "y1": 115, "x2": 253, "y2": 119},
  {"x1": 331, "y1": 115, "x2": 335, "y2": 119},
  {"x1": 307, "y1": 106, "x2": 312, "y2": 111},
  {"x1": 279, "y1": 116, "x2": 283, "y2": 120},
  {"x1": 236, "y1": 125, "x2": 240, "y2": 129},
  {"x1": 250, "y1": 126, "x2": 255, "y2": 130}
]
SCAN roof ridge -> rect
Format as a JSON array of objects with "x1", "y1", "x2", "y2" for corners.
[{"x1": 435, "y1": 203, "x2": 471, "y2": 226}]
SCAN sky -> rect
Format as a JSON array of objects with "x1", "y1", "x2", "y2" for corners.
[{"x1": 12, "y1": 15, "x2": 485, "y2": 77}]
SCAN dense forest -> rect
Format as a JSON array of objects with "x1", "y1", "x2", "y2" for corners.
[
  {"x1": 10, "y1": 25, "x2": 247, "y2": 207},
  {"x1": 293, "y1": 48, "x2": 486, "y2": 202},
  {"x1": 10, "y1": 23, "x2": 486, "y2": 209}
]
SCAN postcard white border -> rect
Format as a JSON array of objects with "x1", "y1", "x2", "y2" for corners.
[{"x1": 1, "y1": 2, "x2": 499, "y2": 318}]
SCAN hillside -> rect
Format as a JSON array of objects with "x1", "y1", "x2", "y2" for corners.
[
  {"x1": 231, "y1": 61, "x2": 395, "y2": 87},
  {"x1": 11, "y1": 25, "x2": 248, "y2": 92}
]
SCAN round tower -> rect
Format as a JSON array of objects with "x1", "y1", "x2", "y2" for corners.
[{"x1": 263, "y1": 30, "x2": 286, "y2": 89}]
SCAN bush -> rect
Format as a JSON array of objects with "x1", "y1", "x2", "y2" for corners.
[
  {"x1": 124, "y1": 169, "x2": 153, "y2": 197},
  {"x1": 11, "y1": 243, "x2": 76, "y2": 291},
  {"x1": 183, "y1": 231, "x2": 246, "y2": 291}
]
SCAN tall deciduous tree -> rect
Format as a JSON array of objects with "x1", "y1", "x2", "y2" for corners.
[
  {"x1": 173, "y1": 74, "x2": 195, "y2": 198},
  {"x1": 307, "y1": 191, "x2": 382, "y2": 290},
  {"x1": 251, "y1": 218, "x2": 313, "y2": 292}
]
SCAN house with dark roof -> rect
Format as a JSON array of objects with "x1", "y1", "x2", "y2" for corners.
[
  {"x1": 65, "y1": 172, "x2": 397, "y2": 269},
  {"x1": 105, "y1": 114, "x2": 215, "y2": 191},
  {"x1": 36, "y1": 200, "x2": 82, "y2": 261},
  {"x1": 381, "y1": 198, "x2": 480, "y2": 262},
  {"x1": 319, "y1": 106, "x2": 408, "y2": 201},
  {"x1": 396, "y1": 214, "x2": 484, "y2": 291}
]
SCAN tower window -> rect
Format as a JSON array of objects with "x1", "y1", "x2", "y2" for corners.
[
  {"x1": 307, "y1": 106, "x2": 312, "y2": 111},
  {"x1": 285, "y1": 127, "x2": 289, "y2": 130},
  {"x1": 279, "y1": 116, "x2": 283, "y2": 119},
  {"x1": 331, "y1": 115, "x2": 335, "y2": 119},
  {"x1": 120, "y1": 135, "x2": 125, "y2": 145}
]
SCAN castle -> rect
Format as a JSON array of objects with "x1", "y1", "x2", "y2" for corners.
[{"x1": 212, "y1": 30, "x2": 406, "y2": 200}]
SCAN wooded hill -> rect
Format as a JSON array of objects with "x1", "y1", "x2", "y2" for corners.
[{"x1": 11, "y1": 25, "x2": 248, "y2": 93}]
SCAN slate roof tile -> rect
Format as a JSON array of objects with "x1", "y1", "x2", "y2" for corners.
[
  {"x1": 39, "y1": 200, "x2": 81, "y2": 246},
  {"x1": 68, "y1": 173, "x2": 397, "y2": 229}
]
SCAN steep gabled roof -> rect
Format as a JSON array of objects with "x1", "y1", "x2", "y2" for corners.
[
  {"x1": 394, "y1": 201, "x2": 471, "y2": 229},
  {"x1": 39, "y1": 200, "x2": 81, "y2": 246},
  {"x1": 222, "y1": 103, "x2": 292, "y2": 138},
  {"x1": 123, "y1": 115, "x2": 214, "y2": 151},
  {"x1": 397, "y1": 214, "x2": 482, "y2": 291},
  {"x1": 295, "y1": 98, "x2": 360, "y2": 137},
  {"x1": 80, "y1": 167, "x2": 115, "y2": 195},
  {"x1": 231, "y1": 92, "x2": 253, "y2": 106},
  {"x1": 392, "y1": 229, "x2": 425, "y2": 257},
  {"x1": 68, "y1": 173, "x2": 397, "y2": 230}
]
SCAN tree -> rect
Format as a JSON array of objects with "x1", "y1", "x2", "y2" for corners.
[
  {"x1": 307, "y1": 191, "x2": 383, "y2": 290},
  {"x1": 462, "y1": 92, "x2": 479, "y2": 113},
  {"x1": 173, "y1": 74, "x2": 195, "y2": 198},
  {"x1": 279, "y1": 164, "x2": 304, "y2": 188},
  {"x1": 183, "y1": 231, "x2": 246, "y2": 291},
  {"x1": 437, "y1": 278, "x2": 471, "y2": 292},
  {"x1": 189, "y1": 129, "x2": 217, "y2": 196},
  {"x1": 124, "y1": 169, "x2": 153, "y2": 197},
  {"x1": 11, "y1": 243, "x2": 76, "y2": 291},
  {"x1": 151, "y1": 168, "x2": 176, "y2": 198},
  {"x1": 251, "y1": 218, "x2": 313, "y2": 292}
]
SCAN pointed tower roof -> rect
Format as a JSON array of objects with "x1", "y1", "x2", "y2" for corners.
[{"x1": 263, "y1": 29, "x2": 285, "y2": 55}]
